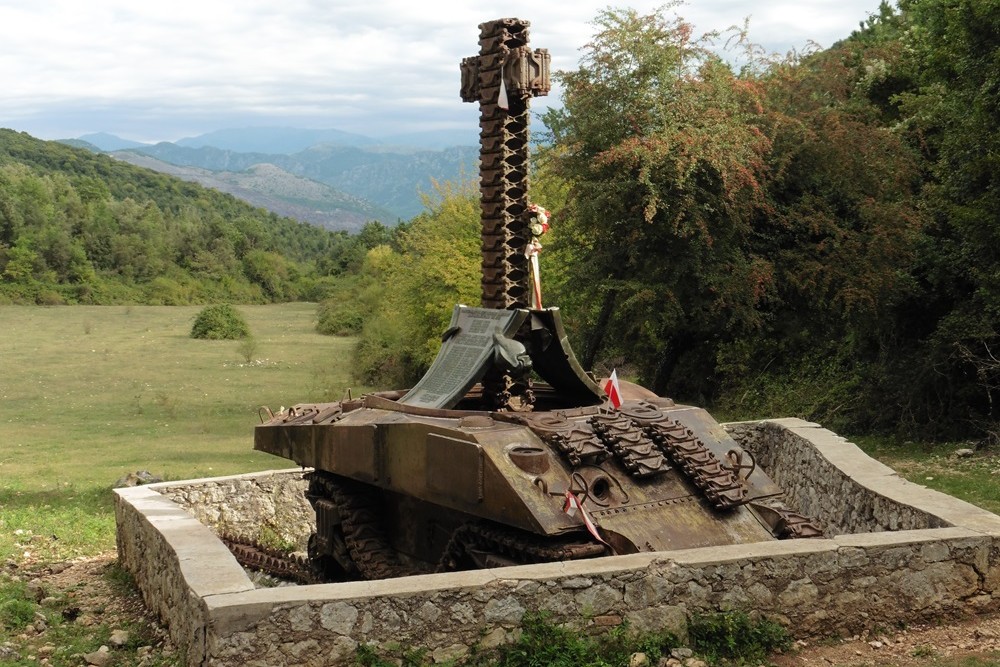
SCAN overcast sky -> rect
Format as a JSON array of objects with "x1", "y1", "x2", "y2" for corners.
[{"x1": 0, "y1": 0, "x2": 884, "y2": 144}]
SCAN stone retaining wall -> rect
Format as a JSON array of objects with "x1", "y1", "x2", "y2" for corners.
[
  {"x1": 114, "y1": 418, "x2": 1000, "y2": 667},
  {"x1": 725, "y1": 421, "x2": 947, "y2": 534},
  {"x1": 161, "y1": 471, "x2": 312, "y2": 550}
]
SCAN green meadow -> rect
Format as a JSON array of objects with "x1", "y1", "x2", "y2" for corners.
[{"x1": 0, "y1": 303, "x2": 358, "y2": 563}]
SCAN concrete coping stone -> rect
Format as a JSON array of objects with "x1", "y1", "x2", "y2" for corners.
[
  {"x1": 741, "y1": 419, "x2": 1000, "y2": 535},
  {"x1": 148, "y1": 468, "x2": 310, "y2": 491},
  {"x1": 115, "y1": 486, "x2": 256, "y2": 598},
  {"x1": 832, "y1": 527, "x2": 984, "y2": 548}
]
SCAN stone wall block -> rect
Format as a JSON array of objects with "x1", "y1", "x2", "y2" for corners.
[
  {"x1": 777, "y1": 578, "x2": 819, "y2": 608},
  {"x1": 484, "y1": 596, "x2": 525, "y2": 625},
  {"x1": 625, "y1": 605, "x2": 688, "y2": 641},
  {"x1": 319, "y1": 602, "x2": 359, "y2": 635},
  {"x1": 574, "y1": 583, "x2": 622, "y2": 616}
]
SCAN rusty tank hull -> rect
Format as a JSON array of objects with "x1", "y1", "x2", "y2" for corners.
[{"x1": 254, "y1": 368, "x2": 818, "y2": 581}]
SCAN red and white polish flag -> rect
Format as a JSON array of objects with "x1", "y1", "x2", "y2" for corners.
[{"x1": 603, "y1": 369, "x2": 622, "y2": 409}]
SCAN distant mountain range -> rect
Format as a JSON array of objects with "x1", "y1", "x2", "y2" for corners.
[
  {"x1": 64, "y1": 126, "x2": 480, "y2": 229},
  {"x1": 110, "y1": 152, "x2": 394, "y2": 232}
]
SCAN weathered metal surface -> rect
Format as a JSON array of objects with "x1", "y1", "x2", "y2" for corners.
[
  {"x1": 461, "y1": 18, "x2": 549, "y2": 311},
  {"x1": 255, "y1": 395, "x2": 801, "y2": 573},
  {"x1": 251, "y1": 17, "x2": 823, "y2": 583},
  {"x1": 399, "y1": 306, "x2": 527, "y2": 410},
  {"x1": 460, "y1": 18, "x2": 551, "y2": 411}
]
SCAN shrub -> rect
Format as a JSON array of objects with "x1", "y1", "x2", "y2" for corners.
[
  {"x1": 0, "y1": 581, "x2": 35, "y2": 631},
  {"x1": 689, "y1": 610, "x2": 791, "y2": 664},
  {"x1": 317, "y1": 298, "x2": 366, "y2": 336},
  {"x1": 190, "y1": 304, "x2": 251, "y2": 340},
  {"x1": 237, "y1": 336, "x2": 259, "y2": 363}
]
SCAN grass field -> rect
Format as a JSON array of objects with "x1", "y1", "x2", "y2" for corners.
[{"x1": 0, "y1": 303, "x2": 359, "y2": 564}]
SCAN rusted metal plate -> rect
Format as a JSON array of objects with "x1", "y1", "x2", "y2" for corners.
[{"x1": 595, "y1": 495, "x2": 774, "y2": 552}]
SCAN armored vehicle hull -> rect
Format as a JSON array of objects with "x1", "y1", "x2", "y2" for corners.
[{"x1": 255, "y1": 377, "x2": 820, "y2": 581}]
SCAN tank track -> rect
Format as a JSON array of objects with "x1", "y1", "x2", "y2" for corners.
[
  {"x1": 519, "y1": 412, "x2": 610, "y2": 466},
  {"x1": 307, "y1": 471, "x2": 417, "y2": 580},
  {"x1": 590, "y1": 412, "x2": 671, "y2": 478},
  {"x1": 220, "y1": 533, "x2": 323, "y2": 585},
  {"x1": 461, "y1": 18, "x2": 550, "y2": 411},
  {"x1": 305, "y1": 469, "x2": 608, "y2": 581},
  {"x1": 436, "y1": 520, "x2": 607, "y2": 573},
  {"x1": 519, "y1": 403, "x2": 749, "y2": 508},
  {"x1": 466, "y1": 18, "x2": 535, "y2": 311}
]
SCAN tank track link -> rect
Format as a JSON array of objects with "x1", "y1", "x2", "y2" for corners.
[
  {"x1": 771, "y1": 507, "x2": 824, "y2": 538},
  {"x1": 219, "y1": 533, "x2": 323, "y2": 585},
  {"x1": 518, "y1": 412, "x2": 610, "y2": 466},
  {"x1": 589, "y1": 412, "x2": 671, "y2": 478},
  {"x1": 436, "y1": 520, "x2": 607, "y2": 573},
  {"x1": 307, "y1": 471, "x2": 417, "y2": 580}
]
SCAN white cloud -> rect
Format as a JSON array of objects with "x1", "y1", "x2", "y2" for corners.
[{"x1": 0, "y1": 0, "x2": 885, "y2": 141}]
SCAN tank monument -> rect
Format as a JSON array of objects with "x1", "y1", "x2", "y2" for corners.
[{"x1": 114, "y1": 18, "x2": 1000, "y2": 667}]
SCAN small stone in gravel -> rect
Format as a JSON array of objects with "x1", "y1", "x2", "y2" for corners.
[
  {"x1": 83, "y1": 645, "x2": 111, "y2": 667},
  {"x1": 955, "y1": 448, "x2": 975, "y2": 458},
  {"x1": 629, "y1": 652, "x2": 649, "y2": 667},
  {"x1": 110, "y1": 629, "x2": 130, "y2": 647},
  {"x1": 27, "y1": 579, "x2": 46, "y2": 601}
]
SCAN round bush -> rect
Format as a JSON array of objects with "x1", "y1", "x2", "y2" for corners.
[{"x1": 190, "y1": 304, "x2": 251, "y2": 340}]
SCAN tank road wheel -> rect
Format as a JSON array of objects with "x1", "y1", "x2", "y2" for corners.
[
  {"x1": 305, "y1": 472, "x2": 361, "y2": 581},
  {"x1": 306, "y1": 529, "x2": 358, "y2": 582}
]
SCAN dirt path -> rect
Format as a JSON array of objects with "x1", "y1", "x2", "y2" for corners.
[
  {"x1": 771, "y1": 615, "x2": 1000, "y2": 666},
  {"x1": 3, "y1": 552, "x2": 176, "y2": 666}
]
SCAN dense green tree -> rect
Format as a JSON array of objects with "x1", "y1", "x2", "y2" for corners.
[
  {"x1": 543, "y1": 7, "x2": 773, "y2": 396},
  {"x1": 348, "y1": 181, "x2": 480, "y2": 387},
  {"x1": 882, "y1": 0, "x2": 1000, "y2": 435}
]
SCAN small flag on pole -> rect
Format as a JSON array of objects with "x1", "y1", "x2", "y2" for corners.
[{"x1": 603, "y1": 369, "x2": 622, "y2": 409}]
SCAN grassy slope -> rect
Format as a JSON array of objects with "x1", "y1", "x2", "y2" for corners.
[{"x1": 0, "y1": 303, "x2": 358, "y2": 563}]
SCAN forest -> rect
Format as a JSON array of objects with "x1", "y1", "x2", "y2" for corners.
[{"x1": 321, "y1": 0, "x2": 1000, "y2": 442}]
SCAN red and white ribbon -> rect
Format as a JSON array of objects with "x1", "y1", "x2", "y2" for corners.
[
  {"x1": 526, "y1": 203, "x2": 550, "y2": 310},
  {"x1": 527, "y1": 243, "x2": 543, "y2": 309},
  {"x1": 563, "y1": 491, "x2": 611, "y2": 548}
]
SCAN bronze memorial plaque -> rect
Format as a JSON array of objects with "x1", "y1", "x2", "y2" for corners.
[{"x1": 399, "y1": 305, "x2": 528, "y2": 409}]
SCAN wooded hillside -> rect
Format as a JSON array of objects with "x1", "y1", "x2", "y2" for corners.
[{"x1": 0, "y1": 129, "x2": 378, "y2": 304}]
